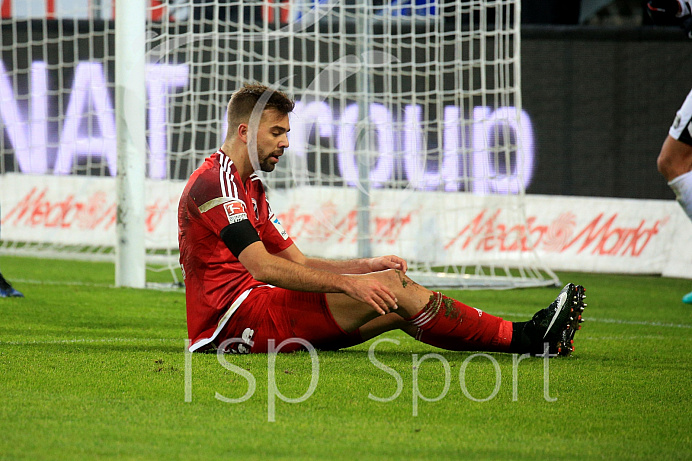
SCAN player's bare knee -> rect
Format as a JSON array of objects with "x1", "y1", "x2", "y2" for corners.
[
  {"x1": 370, "y1": 268, "x2": 407, "y2": 291},
  {"x1": 374, "y1": 268, "x2": 400, "y2": 287}
]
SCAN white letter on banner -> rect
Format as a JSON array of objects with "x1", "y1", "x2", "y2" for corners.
[
  {"x1": 367, "y1": 103, "x2": 395, "y2": 187},
  {"x1": 442, "y1": 105, "x2": 462, "y2": 192},
  {"x1": 472, "y1": 106, "x2": 535, "y2": 195},
  {"x1": 471, "y1": 106, "x2": 492, "y2": 195},
  {"x1": 29, "y1": 62, "x2": 48, "y2": 173},
  {"x1": 0, "y1": 60, "x2": 49, "y2": 174},
  {"x1": 289, "y1": 100, "x2": 333, "y2": 184},
  {"x1": 54, "y1": 62, "x2": 117, "y2": 176},
  {"x1": 337, "y1": 103, "x2": 395, "y2": 187},
  {"x1": 145, "y1": 63, "x2": 189, "y2": 179},
  {"x1": 403, "y1": 104, "x2": 439, "y2": 190},
  {"x1": 290, "y1": 100, "x2": 334, "y2": 155}
]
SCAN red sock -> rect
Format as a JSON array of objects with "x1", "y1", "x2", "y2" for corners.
[{"x1": 407, "y1": 292, "x2": 513, "y2": 352}]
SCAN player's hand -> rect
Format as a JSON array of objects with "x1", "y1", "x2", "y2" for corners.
[
  {"x1": 343, "y1": 276, "x2": 398, "y2": 315},
  {"x1": 366, "y1": 255, "x2": 408, "y2": 274}
]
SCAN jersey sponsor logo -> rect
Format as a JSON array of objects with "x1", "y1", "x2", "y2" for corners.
[
  {"x1": 272, "y1": 216, "x2": 289, "y2": 240},
  {"x1": 267, "y1": 201, "x2": 289, "y2": 239},
  {"x1": 224, "y1": 199, "x2": 249, "y2": 224}
]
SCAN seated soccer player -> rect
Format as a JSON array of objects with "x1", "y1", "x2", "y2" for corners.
[{"x1": 178, "y1": 83, "x2": 586, "y2": 355}]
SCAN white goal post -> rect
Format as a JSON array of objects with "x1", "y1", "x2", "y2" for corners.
[{"x1": 0, "y1": 0, "x2": 559, "y2": 289}]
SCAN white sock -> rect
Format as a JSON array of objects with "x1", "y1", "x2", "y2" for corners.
[{"x1": 669, "y1": 170, "x2": 692, "y2": 222}]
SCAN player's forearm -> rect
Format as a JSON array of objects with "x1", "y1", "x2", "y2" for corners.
[
  {"x1": 250, "y1": 253, "x2": 352, "y2": 293},
  {"x1": 240, "y1": 244, "x2": 398, "y2": 314},
  {"x1": 303, "y1": 257, "x2": 372, "y2": 275}
]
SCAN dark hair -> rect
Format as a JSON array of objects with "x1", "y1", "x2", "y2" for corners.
[{"x1": 227, "y1": 83, "x2": 294, "y2": 136}]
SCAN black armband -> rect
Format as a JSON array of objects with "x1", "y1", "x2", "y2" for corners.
[{"x1": 220, "y1": 220, "x2": 261, "y2": 258}]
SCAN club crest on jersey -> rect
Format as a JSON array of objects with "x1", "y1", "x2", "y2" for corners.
[{"x1": 223, "y1": 199, "x2": 248, "y2": 224}]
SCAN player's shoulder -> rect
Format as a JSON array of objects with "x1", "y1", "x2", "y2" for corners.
[{"x1": 187, "y1": 152, "x2": 240, "y2": 204}]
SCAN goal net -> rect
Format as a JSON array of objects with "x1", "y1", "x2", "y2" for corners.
[{"x1": 0, "y1": 0, "x2": 559, "y2": 289}]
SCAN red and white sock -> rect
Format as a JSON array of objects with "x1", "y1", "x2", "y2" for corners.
[{"x1": 407, "y1": 292, "x2": 513, "y2": 352}]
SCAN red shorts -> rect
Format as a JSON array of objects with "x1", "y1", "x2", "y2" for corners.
[{"x1": 215, "y1": 286, "x2": 363, "y2": 353}]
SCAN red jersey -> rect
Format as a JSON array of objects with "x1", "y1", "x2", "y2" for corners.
[{"x1": 178, "y1": 150, "x2": 293, "y2": 351}]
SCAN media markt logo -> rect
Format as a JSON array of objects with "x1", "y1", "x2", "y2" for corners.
[{"x1": 444, "y1": 208, "x2": 667, "y2": 257}]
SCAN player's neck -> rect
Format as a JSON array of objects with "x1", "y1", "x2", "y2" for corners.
[{"x1": 220, "y1": 141, "x2": 253, "y2": 182}]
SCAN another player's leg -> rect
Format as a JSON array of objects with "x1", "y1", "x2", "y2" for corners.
[
  {"x1": 326, "y1": 270, "x2": 586, "y2": 356},
  {"x1": 657, "y1": 92, "x2": 692, "y2": 303},
  {"x1": 0, "y1": 270, "x2": 23, "y2": 298},
  {"x1": 658, "y1": 135, "x2": 692, "y2": 221},
  {"x1": 657, "y1": 137, "x2": 692, "y2": 303}
]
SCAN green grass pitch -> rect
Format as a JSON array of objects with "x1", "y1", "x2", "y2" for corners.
[{"x1": 0, "y1": 255, "x2": 690, "y2": 460}]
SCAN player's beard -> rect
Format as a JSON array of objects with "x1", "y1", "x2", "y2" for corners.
[{"x1": 257, "y1": 146, "x2": 283, "y2": 173}]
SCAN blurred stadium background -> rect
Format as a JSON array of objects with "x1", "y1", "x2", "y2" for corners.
[{"x1": 0, "y1": 0, "x2": 690, "y2": 288}]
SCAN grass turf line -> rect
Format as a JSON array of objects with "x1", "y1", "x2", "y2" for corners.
[{"x1": 0, "y1": 255, "x2": 690, "y2": 460}]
